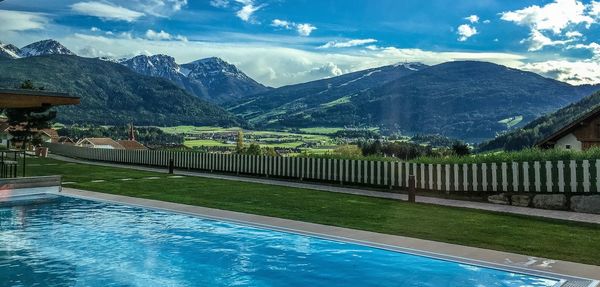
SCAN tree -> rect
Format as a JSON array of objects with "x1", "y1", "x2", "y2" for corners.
[
  {"x1": 244, "y1": 143, "x2": 262, "y2": 155},
  {"x1": 262, "y1": 147, "x2": 278, "y2": 157},
  {"x1": 5, "y1": 81, "x2": 56, "y2": 150},
  {"x1": 334, "y1": 145, "x2": 363, "y2": 157},
  {"x1": 452, "y1": 141, "x2": 471, "y2": 156},
  {"x1": 5, "y1": 107, "x2": 56, "y2": 149},
  {"x1": 20, "y1": 80, "x2": 35, "y2": 89},
  {"x1": 236, "y1": 130, "x2": 244, "y2": 152}
]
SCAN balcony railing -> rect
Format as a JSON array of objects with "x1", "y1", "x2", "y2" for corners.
[{"x1": 0, "y1": 150, "x2": 27, "y2": 178}]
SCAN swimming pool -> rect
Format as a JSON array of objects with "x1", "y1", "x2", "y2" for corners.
[{"x1": 0, "y1": 196, "x2": 565, "y2": 287}]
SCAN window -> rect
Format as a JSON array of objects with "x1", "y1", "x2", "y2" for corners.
[{"x1": 565, "y1": 144, "x2": 571, "y2": 150}]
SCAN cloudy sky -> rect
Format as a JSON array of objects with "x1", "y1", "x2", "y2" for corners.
[{"x1": 1, "y1": 0, "x2": 600, "y2": 87}]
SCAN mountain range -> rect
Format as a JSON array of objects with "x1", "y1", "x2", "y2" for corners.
[
  {"x1": 0, "y1": 55, "x2": 241, "y2": 127},
  {"x1": 228, "y1": 61, "x2": 600, "y2": 141},
  {"x1": 2, "y1": 38, "x2": 600, "y2": 143},
  {"x1": 119, "y1": 55, "x2": 269, "y2": 104},
  {"x1": 0, "y1": 39, "x2": 267, "y2": 104},
  {"x1": 0, "y1": 39, "x2": 75, "y2": 58}
]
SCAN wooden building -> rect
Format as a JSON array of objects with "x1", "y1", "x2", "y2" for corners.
[{"x1": 537, "y1": 105, "x2": 600, "y2": 151}]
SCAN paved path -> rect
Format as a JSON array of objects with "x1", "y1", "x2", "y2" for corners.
[
  {"x1": 61, "y1": 188, "x2": 600, "y2": 283},
  {"x1": 50, "y1": 155, "x2": 600, "y2": 225}
]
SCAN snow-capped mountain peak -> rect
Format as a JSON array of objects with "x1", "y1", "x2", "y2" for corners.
[
  {"x1": 117, "y1": 54, "x2": 269, "y2": 103},
  {"x1": 393, "y1": 62, "x2": 427, "y2": 71},
  {"x1": 96, "y1": 56, "x2": 129, "y2": 63},
  {"x1": 122, "y1": 54, "x2": 184, "y2": 75},
  {"x1": 19, "y1": 39, "x2": 75, "y2": 57},
  {"x1": 182, "y1": 57, "x2": 251, "y2": 82},
  {"x1": 120, "y1": 54, "x2": 188, "y2": 87},
  {"x1": 0, "y1": 41, "x2": 22, "y2": 59}
]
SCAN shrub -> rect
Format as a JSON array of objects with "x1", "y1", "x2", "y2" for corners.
[
  {"x1": 413, "y1": 147, "x2": 600, "y2": 164},
  {"x1": 333, "y1": 145, "x2": 363, "y2": 157}
]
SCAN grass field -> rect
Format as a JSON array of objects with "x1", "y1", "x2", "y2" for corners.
[
  {"x1": 161, "y1": 125, "x2": 335, "y2": 151},
  {"x1": 26, "y1": 157, "x2": 600, "y2": 266},
  {"x1": 498, "y1": 116, "x2": 524, "y2": 128},
  {"x1": 298, "y1": 127, "x2": 345, "y2": 135},
  {"x1": 184, "y1": 139, "x2": 235, "y2": 148},
  {"x1": 160, "y1": 126, "x2": 241, "y2": 134}
]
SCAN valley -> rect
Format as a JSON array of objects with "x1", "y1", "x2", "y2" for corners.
[{"x1": 2, "y1": 38, "x2": 600, "y2": 151}]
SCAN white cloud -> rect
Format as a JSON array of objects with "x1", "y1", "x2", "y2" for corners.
[
  {"x1": 168, "y1": 0, "x2": 187, "y2": 11},
  {"x1": 0, "y1": 9, "x2": 48, "y2": 32},
  {"x1": 521, "y1": 60, "x2": 600, "y2": 85},
  {"x1": 145, "y1": 29, "x2": 172, "y2": 40},
  {"x1": 210, "y1": 0, "x2": 229, "y2": 8},
  {"x1": 522, "y1": 29, "x2": 574, "y2": 51},
  {"x1": 590, "y1": 1, "x2": 600, "y2": 17},
  {"x1": 457, "y1": 24, "x2": 478, "y2": 41},
  {"x1": 500, "y1": 0, "x2": 594, "y2": 34},
  {"x1": 290, "y1": 62, "x2": 345, "y2": 80},
  {"x1": 61, "y1": 33, "x2": 529, "y2": 87},
  {"x1": 271, "y1": 19, "x2": 317, "y2": 36},
  {"x1": 483, "y1": 19, "x2": 491, "y2": 24},
  {"x1": 319, "y1": 39, "x2": 378, "y2": 49},
  {"x1": 236, "y1": 2, "x2": 262, "y2": 22},
  {"x1": 175, "y1": 35, "x2": 189, "y2": 42},
  {"x1": 565, "y1": 30, "x2": 584, "y2": 37},
  {"x1": 119, "y1": 32, "x2": 133, "y2": 39},
  {"x1": 271, "y1": 19, "x2": 292, "y2": 29},
  {"x1": 567, "y1": 42, "x2": 600, "y2": 59},
  {"x1": 71, "y1": 1, "x2": 144, "y2": 22},
  {"x1": 90, "y1": 27, "x2": 100, "y2": 32},
  {"x1": 136, "y1": 0, "x2": 188, "y2": 16},
  {"x1": 465, "y1": 15, "x2": 479, "y2": 23},
  {"x1": 296, "y1": 23, "x2": 317, "y2": 36},
  {"x1": 145, "y1": 29, "x2": 188, "y2": 41}
]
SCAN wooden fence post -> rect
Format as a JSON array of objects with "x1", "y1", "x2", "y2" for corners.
[{"x1": 408, "y1": 175, "x2": 416, "y2": 203}]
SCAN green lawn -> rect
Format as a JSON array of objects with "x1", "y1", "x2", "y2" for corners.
[
  {"x1": 298, "y1": 127, "x2": 344, "y2": 135},
  {"x1": 25, "y1": 157, "x2": 600, "y2": 266},
  {"x1": 184, "y1": 139, "x2": 235, "y2": 148},
  {"x1": 160, "y1": 125, "x2": 242, "y2": 134},
  {"x1": 164, "y1": 125, "x2": 334, "y2": 149}
]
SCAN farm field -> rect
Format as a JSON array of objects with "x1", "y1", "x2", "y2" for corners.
[
  {"x1": 184, "y1": 139, "x2": 235, "y2": 147},
  {"x1": 160, "y1": 126, "x2": 338, "y2": 153}
]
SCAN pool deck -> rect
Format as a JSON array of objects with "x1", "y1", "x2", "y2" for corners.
[
  {"x1": 62, "y1": 187, "x2": 600, "y2": 284},
  {"x1": 51, "y1": 155, "x2": 600, "y2": 225}
]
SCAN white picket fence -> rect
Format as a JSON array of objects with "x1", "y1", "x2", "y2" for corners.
[{"x1": 46, "y1": 143, "x2": 600, "y2": 193}]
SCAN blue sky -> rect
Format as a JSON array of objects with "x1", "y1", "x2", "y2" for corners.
[{"x1": 1, "y1": 0, "x2": 600, "y2": 87}]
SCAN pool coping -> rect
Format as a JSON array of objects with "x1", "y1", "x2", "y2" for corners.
[{"x1": 54, "y1": 188, "x2": 600, "y2": 286}]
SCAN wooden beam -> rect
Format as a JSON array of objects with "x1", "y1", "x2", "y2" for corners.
[{"x1": 0, "y1": 90, "x2": 80, "y2": 108}]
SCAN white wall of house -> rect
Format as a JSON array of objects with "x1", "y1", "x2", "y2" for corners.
[
  {"x1": 555, "y1": 133, "x2": 582, "y2": 151},
  {"x1": 93, "y1": 145, "x2": 117, "y2": 149}
]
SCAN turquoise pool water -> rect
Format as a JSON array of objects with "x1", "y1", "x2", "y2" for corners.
[{"x1": 0, "y1": 197, "x2": 560, "y2": 287}]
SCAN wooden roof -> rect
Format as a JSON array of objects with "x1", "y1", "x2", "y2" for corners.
[
  {"x1": 0, "y1": 89, "x2": 80, "y2": 108},
  {"x1": 536, "y1": 104, "x2": 600, "y2": 148},
  {"x1": 117, "y1": 140, "x2": 147, "y2": 150},
  {"x1": 77, "y1": 138, "x2": 124, "y2": 149}
]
